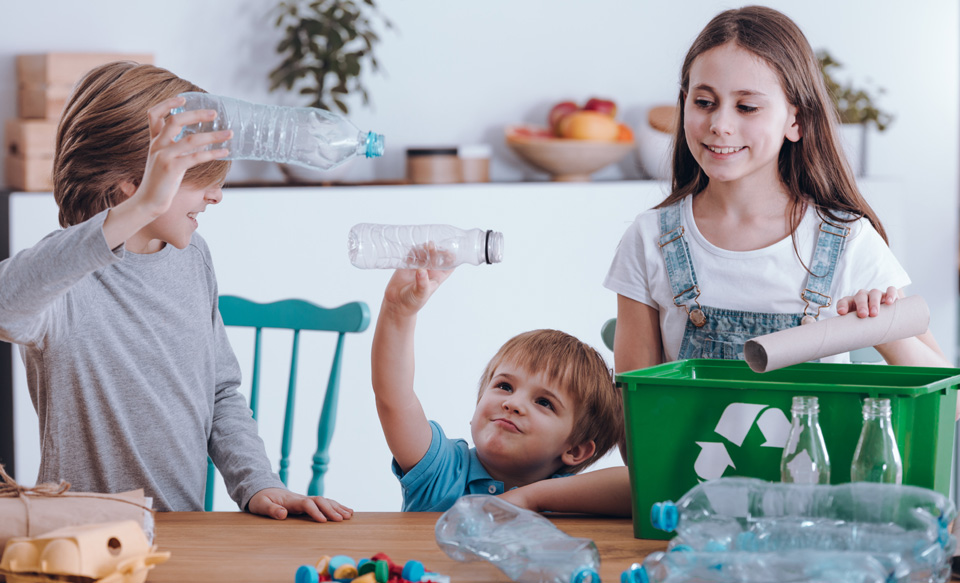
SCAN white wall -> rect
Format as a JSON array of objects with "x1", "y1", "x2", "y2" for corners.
[
  {"x1": 3, "y1": 2, "x2": 959, "y2": 507},
  {"x1": 6, "y1": 179, "x2": 939, "y2": 512}
]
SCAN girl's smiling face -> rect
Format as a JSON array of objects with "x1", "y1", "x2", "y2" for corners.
[{"x1": 683, "y1": 42, "x2": 801, "y2": 187}]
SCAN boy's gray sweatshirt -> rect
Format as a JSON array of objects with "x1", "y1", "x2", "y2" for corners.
[{"x1": 0, "y1": 210, "x2": 284, "y2": 511}]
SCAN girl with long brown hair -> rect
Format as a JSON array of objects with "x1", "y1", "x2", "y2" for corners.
[{"x1": 606, "y1": 6, "x2": 948, "y2": 373}]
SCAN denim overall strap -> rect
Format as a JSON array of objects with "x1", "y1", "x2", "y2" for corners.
[
  {"x1": 658, "y1": 203, "x2": 705, "y2": 326},
  {"x1": 800, "y1": 212, "x2": 852, "y2": 321}
]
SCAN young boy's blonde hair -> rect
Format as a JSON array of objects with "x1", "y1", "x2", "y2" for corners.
[
  {"x1": 477, "y1": 329, "x2": 623, "y2": 474},
  {"x1": 54, "y1": 61, "x2": 230, "y2": 228}
]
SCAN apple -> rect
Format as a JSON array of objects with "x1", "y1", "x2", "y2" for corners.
[
  {"x1": 558, "y1": 111, "x2": 620, "y2": 141},
  {"x1": 548, "y1": 101, "x2": 579, "y2": 135},
  {"x1": 583, "y1": 97, "x2": 617, "y2": 118}
]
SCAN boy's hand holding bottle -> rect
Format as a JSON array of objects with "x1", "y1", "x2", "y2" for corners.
[
  {"x1": 382, "y1": 267, "x2": 454, "y2": 319},
  {"x1": 133, "y1": 96, "x2": 232, "y2": 217}
]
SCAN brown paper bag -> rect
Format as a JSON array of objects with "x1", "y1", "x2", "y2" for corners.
[{"x1": 0, "y1": 465, "x2": 153, "y2": 557}]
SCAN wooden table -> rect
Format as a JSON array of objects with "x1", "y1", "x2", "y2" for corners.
[{"x1": 151, "y1": 512, "x2": 667, "y2": 583}]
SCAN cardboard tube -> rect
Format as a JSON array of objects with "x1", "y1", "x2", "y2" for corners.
[{"x1": 744, "y1": 295, "x2": 930, "y2": 373}]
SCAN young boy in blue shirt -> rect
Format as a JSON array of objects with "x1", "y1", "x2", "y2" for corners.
[{"x1": 371, "y1": 268, "x2": 630, "y2": 514}]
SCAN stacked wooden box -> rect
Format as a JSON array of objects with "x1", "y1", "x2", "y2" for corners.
[{"x1": 5, "y1": 53, "x2": 153, "y2": 191}]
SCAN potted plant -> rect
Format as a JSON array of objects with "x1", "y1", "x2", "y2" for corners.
[
  {"x1": 817, "y1": 50, "x2": 894, "y2": 177},
  {"x1": 268, "y1": 0, "x2": 392, "y2": 181}
]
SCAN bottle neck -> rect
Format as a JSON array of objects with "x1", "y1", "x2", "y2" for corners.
[{"x1": 862, "y1": 397, "x2": 892, "y2": 421}]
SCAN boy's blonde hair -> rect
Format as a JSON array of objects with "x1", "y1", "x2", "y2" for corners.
[
  {"x1": 54, "y1": 61, "x2": 230, "y2": 228},
  {"x1": 477, "y1": 329, "x2": 623, "y2": 474}
]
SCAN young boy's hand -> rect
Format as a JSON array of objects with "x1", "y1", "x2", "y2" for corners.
[
  {"x1": 382, "y1": 268, "x2": 453, "y2": 318},
  {"x1": 132, "y1": 96, "x2": 232, "y2": 218},
  {"x1": 248, "y1": 487, "x2": 353, "y2": 522}
]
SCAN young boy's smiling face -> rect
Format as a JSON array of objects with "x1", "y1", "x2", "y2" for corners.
[{"x1": 470, "y1": 360, "x2": 593, "y2": 488}]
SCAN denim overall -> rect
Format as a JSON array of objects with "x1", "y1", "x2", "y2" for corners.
[{"x1": 658, "y1": 202, "x2": 849, "y2": 360}]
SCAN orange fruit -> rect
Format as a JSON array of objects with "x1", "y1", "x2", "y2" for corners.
[
  {"x1": 558, "y1": 111, "x2": 620, "y2": 141},
  {"x1": 617, "y1": 123, "x2": 634, "y2": 142}
]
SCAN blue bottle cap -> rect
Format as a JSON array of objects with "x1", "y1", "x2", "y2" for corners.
[
  {"x1": 365, "y1": 132, "x2": 385, "y2": 158},
  {"x1": 669, "y1": 544, "x2": 693, "y2": 553},
  {"x1": 621, "y1": 563, "x2": 643, "y2": 583},
  {"x1": 401, "y1": 560, "x2": 425, "y2": 582},
  {"x1": 329, "y1": 555, "x2": 356, "y2": 576},
  {"x1": 296, "y1": 565, "x2": 320, "y2": 583},
  {"x1": 650, "y1": 501, "x2": 678, "y2": 531},
  {"x1": 571, "y1": 566, "x2": 600, "y2": 583}
]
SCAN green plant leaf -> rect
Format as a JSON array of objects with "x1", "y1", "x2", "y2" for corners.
[
  {"x1": 267, "y1": 0, "x2": 392, "y2": 112},
  {"x1": 817, "y1": 48, "x2": 893, "y2": 132}
]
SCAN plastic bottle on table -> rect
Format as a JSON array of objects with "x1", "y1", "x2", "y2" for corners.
[
  {"x1": 171, "y1": 92, "x2": 384, "y2": 170},
  {"x1": 650, "y1": 478, "x2": 955, "y2": 581},
  {"x1": 780, "y1": 395, "x2": 831, "y2": 484},
  {"x1": 348, "y1": 223, "x2": 504, "y2": 270},
  {"x1": 435, "y1": 495, "x2": 600, "y2": 583},
  {"x1": 622, "y1": 549, "x2": 892, "y2": 583},
  {"x1": 851, "y1": 397, "x2": 903, "y2": 484}
]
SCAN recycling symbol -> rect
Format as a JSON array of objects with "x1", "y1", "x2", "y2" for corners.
[{"x1": 694, "y1": 403, "x2": 792, "y2": 481}]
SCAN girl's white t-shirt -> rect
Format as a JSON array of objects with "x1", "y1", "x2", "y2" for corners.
[{"x1": 603, "y1": 195, "x2": 911, "y2": 363}]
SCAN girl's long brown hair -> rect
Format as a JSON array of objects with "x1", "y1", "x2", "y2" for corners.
[
  {"x1": 54, "y1": 62, "x2": 230, "y2": 228},
  {"x1": 657, "y1": 5, "x2": 887, "y2": 244}
]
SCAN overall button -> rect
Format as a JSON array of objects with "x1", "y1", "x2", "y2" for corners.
[
  {"x1": 689, "y1": 309, "x2": 706, "y2": 327},
  {"x1": 487, "y1": 485, "x2": 497, "y2": 494}
]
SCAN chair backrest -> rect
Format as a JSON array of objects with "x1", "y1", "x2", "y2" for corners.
[
  {"x1": 601, "y1": 318, "x2": 616, "y2": 352},
  {"x1": 205, "y1": 295, "x2": 370, "y2": 510}
]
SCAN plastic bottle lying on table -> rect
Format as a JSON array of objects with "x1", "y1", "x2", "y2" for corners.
[
  {"x1": 650, "y1": 477, "x2": 955, "y2": 583},
  {"x1": 435, "y1": 495, "x2": 599, "y2": 583},
  {"x1": 622, "y1": 549, "x2": 892, "y2": 583}
]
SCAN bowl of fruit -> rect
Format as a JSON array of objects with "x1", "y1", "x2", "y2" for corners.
[{"x1": 506, "y1": 98, "x2": 635, "y2": 182}]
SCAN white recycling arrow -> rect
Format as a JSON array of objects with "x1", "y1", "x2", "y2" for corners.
[
  {"x1": 756, "y1": 407, "x2": 791, "y2": 448},
  {"x1": 714, "y1": 403, "x2": 766, "y2": 447},
  {"x1": 694, "y1": 441, "x2": 736, "y2": 481}
]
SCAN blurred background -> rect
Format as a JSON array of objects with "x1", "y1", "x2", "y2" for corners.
[{"x1": 1, "y1": 1, "x2": 958, "y2": 511}]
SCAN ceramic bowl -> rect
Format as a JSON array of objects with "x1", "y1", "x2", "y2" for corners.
[
  {"x1": 636, "y1": 105, "x2": 678, "y2": 181},
  {"x1": 506, "y1": 126, "x2": 635, "y2": 182}
]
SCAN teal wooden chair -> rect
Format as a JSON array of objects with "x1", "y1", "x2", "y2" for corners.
[
  {"x1": 601, "y1": 318, "x2": 617, "y2": 351},
  {"x1": 205, "y1": 295, "x2": 371, "y2": 510}
]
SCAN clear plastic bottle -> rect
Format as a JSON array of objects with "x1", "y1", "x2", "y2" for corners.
[
  {"x1": 623, "y1": 549, "x2": 892, "y2": 583},
  {"x1": 171, "y1": 92, "x2": 384, "y2": 170},
  {"x1": 780, "y1": 396, "x2": 831, "y2": 484},
  {"x1": 650, "y1": 478, "x2": 955, "y2": 581},
  {"x1": 435, "y1": 495, "x2": 600, "y2": 583},
  {"x1": 851, "y1": 398, "x2": 903, "y2": 484},
  {"x1": 348, "y1": 223, "x2": 504, "y2": 270}
]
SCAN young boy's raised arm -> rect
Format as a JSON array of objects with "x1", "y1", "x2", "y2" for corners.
[{"x1": 371, "y1": 268, "x2": 453, "y2": 472}]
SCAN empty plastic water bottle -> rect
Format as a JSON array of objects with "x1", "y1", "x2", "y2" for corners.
[
  {"x1": 622, "y1": 549, "x2": 891, "y2": 583},
  {"x1": 780, "y1": 395, "x2": 830, "y2": 484},
  {"x1": 348, "y1": 224, "x2": 504, "y2": 270},
  {"x1": 435, "y1": 495, "x2": 600, "y2": 583},
  {"x1": 651, "y1": 478, "x2": 955, "y2": 582},
  {"x1": 851, "y1": 398, "x2": 903, "y2": 484},
  {"x1": 171, "y1": 92, "x2": 384, "y2": 170}
]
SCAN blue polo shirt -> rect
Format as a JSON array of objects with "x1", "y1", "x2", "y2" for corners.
[{"x1": 392, "y1": 420, "x2": 568, "y2": 512}]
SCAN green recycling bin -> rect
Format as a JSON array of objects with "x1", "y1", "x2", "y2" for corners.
[{"x1": 617, "y1": 359, "x2": 960, "y2": 540}]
